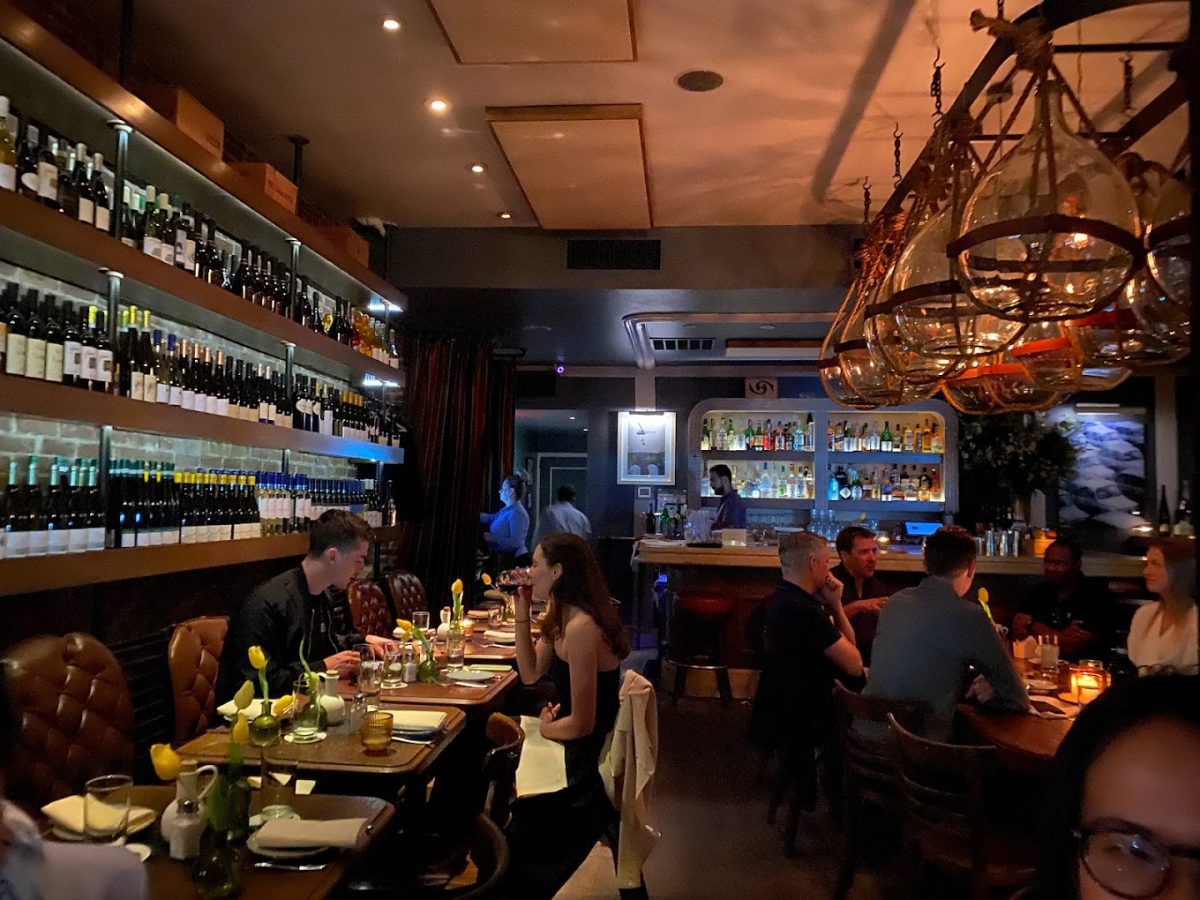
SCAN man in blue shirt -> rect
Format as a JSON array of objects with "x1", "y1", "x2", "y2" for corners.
[
  {"x1": 480, "y1": 474, "x2": 531, "y2": 564},
  {"x1": 709, "y1": 464, "x2": 747, "y2": 530},
  {"x1": 535, "y1": 484, "x2": 592, "y2": 543}
]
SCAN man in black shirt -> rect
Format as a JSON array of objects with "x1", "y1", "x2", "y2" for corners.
[
  {"x1": 1012, "y1": 537, "x2": 1114, "y2": 661},
  {"x1": 831, "y1": 526, "x2": 893, "y2": 664},
  {"x1": 218, "y1": 510, "x2": 393, "y2": 701}
]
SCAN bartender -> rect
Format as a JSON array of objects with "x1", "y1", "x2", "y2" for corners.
[
  {"x1": 709, "y1": 464, "x2": 747, "y2": 530},
  {"x1": 830, "y1": 525, "x2": 891, "y2": 664}
]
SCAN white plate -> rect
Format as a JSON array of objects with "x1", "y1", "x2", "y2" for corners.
[
  {"x1": 446, "y1": 668, "x2": 493, "y2": 683},
  {"x1": 246, "y1": 830, "x2": 329, "y2": 860},
  {"x1": 51, "y1": 815, "x2": 155, "y2": 843}
]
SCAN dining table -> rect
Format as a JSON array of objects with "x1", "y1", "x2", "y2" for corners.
[
  {"x1": 342, "y1": 668, "x2": 519, "y2": 711},
  {"x1": 45, "y1": 785, "x2": 394, "y2": 900}
]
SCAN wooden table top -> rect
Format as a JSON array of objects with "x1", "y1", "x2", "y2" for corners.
[
  {"x1": 133, "y1": 785, "x2": 393, "y2": 900},
  {"x1": 175, "y1": 705, "x2": 465, "y2": 776},
  {"x1": 957, "y1": 704, "x2": 1073, "y2": 771},
  {"x1": 442, "y1": 638, "x2": 517, "y2": 663},
  {"x1": 342, "y1": 669, "x2": 518, "y2": 709}
]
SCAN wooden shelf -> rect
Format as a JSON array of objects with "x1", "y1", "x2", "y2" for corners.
[
  {"x1": 0, "y1": 375, "x2": 405, "y2": 463},
  {"x1": 0, "y1": 525, "x2": 405, "y2": 596},
  {"x1": 827, "y1": 452, "x2": 945, "y2": 465},
  {"x1": 701, "y1": 450, "x2": 815, "y2": 461},
  {"x1": 0, "y1": 190, "x2": 401, "y2": 386},
  {"x1": 828, "y1": 500, "x2": 945, "y2": 513},
  {"x1": 0, "y1": 4, "x2": 405, "y2": 310}
]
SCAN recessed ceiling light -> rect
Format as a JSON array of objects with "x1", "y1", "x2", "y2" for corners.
[
  {"x1": 426, "y1": 98, "x2": 450, "y2": 114},
  {"x1": 497, "y1": 211, "x2": 512, "y2": 220},
  {"x1": 675, "y1": 70, "x2": 724, "y2": 92},
  {"x1": 468, "y1": 163, "x2": 486, "y2": 174},
  {"x1": 381, "y1": 17, "x2": 403, "y2": 31},
  {"x1": 569, "y1": 416, "x2": 576, "y2": 421}
]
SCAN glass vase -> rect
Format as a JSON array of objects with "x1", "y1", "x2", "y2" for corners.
[
  {"x1": 447, "y1": 620, "x2": 465, "y2": 669},
  {"x1": 417, "y1": 644, "x2": 440, "y2": 684},
  {"x1": 192, "y1": 828, "x2": 243, "y2": 899},
  {"x1": 249, "y1": 699, "x2": 281, "y2": 747}
]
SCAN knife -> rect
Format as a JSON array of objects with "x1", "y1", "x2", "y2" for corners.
[{"x1": 252, "y1": 861, "x2": 329, "y2": 872}]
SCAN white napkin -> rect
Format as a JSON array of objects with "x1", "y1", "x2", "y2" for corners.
[
  {"x1": 483, "y1": 630, "x2": 517, "y2": 643},
  {"x1": 390, "y1": 711, "x2": 447, "y2": 732},
  {"x1": 41, "y1": 795, "x2": 157, "y2": 835},
  {"x1": 254, "y1": 817, "x2": 366, "y2": 849},
  {"x1": 217, "y1": 697, "x2": 286, "y2": 718},
  {"x1": 515, "y1": 715, "x2": 567, "y2": 799}
]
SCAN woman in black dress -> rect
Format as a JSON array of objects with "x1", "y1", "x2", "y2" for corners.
[{"x1": 506, "y1": 532, "x2": 630, "y2": 898}]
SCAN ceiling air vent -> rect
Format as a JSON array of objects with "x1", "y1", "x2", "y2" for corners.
[
  {"x1": 651, "y1": 338, "x2": 714, "y2": 352},
  {"x1": 566, "y1": 238, "x2": 661, "y2": 271}
]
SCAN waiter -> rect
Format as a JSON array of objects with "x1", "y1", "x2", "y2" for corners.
[
  {"x1": 830, "y1": 525, "x2": 892, "y2": 664},
  {"x1": 709, "y1": 464, "x2": 747, "y2": 530}
]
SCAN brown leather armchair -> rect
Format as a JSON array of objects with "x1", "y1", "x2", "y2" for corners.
[
  {"x1": 386, "y1": 569, "x2": 429, "y2": 621},
  {"x1": 167, "y1": 616, "x2": 229, "y2": 745},
  {"x1": 347, "y1": 579, "x2": 396, "y2": 638},
  {"x1": 1, "y1": 633, "x2": 135, "y2": 813}
]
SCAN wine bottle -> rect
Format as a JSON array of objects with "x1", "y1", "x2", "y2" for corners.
[
  {"x1": 153, "y1": 330, "x2": 169, "y2": 404},
  {"x1": 156, "y1": 193, "x2": 176, "y2": 266},
  {"x1": 139, "y1": 311, "x2": 157, "y2": 402},
  {"x1": 165, "y1": 334, "x2": 182, "y2": 406},
  {"x1": 24, "y1": 456, "x2": 47, "y2": 557},
  {"x1": 45, "y1": 457, "x2": 68, "y2": 555},
  {"x1": 37, "y1": 134, "x2": 59, "y2": 208},
  {"x1": 2, "y1": 459, "x2": 24, "y2": 558},
  {"x1": 4, "y1": 287, "x2": 28, "y2": 377},
  {"x1": 94, "y1": 309, "x2": 114, "y2": 393},
  {"x1": 61, "y1": 302, "x2": 82, "y2": 389},
  {"x1": 1158, "y1": 485, "x2": 1173, "y2": 536},
  {"x1": 0, "y1": 281, "x2": 14, "y2": 371},
  {"x1": 0, "y1": 96, "x2": 15, "y2": 192},
  {"x1": 17, "y1": 123, "x2": 39, "y2": 199},
  {"x1": 42, "y1": 296, "x2": 63, "y2": 383},
  {"x1": 90, "y1": 153, "x2": 110, "y2": 233},
  {"x1": 85, "y1": 461, "x2": 104, "y2": 551},
  {"x1": 141, "y1": 185, "x2": 162, "y2": 258},
  {"x1": 178, "y1": 339, "x2": 195, "y2": 410},
  {"x1": 23, "y1": 291, "x2": 45, "y2": 381},
  {"x1": 79, "y1": 306, "x2": 98, "y2": 390},
  {"x1": 1173, "y1": 480, "x2": 1193, "y2": 537},
  {"x1": 214, "y1": 350, "x2": 230, "y2": 417},
  {"x1": 73, "y1": 143, "x2": 92, "y2": 224}
]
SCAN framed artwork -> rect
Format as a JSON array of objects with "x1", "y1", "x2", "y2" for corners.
[
  {"x1": 617, "y1": 411, "x2": 676, "y2": 484},
  {"x1": 1050, "y1": 405, "x2": 1151, "y2": 536}
]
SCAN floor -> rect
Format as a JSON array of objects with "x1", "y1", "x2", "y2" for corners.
[{"x1": 556, "y1": 695, "x2": 901, "y2": 900}]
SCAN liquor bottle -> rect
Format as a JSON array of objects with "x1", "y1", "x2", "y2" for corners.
[
  {"x1": 37, "y1": 134, "x2": 59, "y2": 208},
  {"x1": 142, "y1": 185, "x2": 162, "y2": 258},
  {"x1": 930, "y1": 420, "x2": 943, "y2": 454},
  {"x1": 930, "y1": 467, "x2": 941, "y2": 500},
  {"x1": 921, "y1": 419, "x2": 933, "y2": 453},
  {"x1": 5, "y1": 287, "x2": 27, "y2": 377},
  {"x1": 23, "y1": 292, "x2": 45, "y2": 381},
  {"x1": 94, "y1": 309, "x2": 114, "y2": 393},
  {"x1": 903, "y1": 422, "x2": 916, "y2": 452},
  {"x1": 90, "y1": 153, "x2": 110, "y2": 233},
  {"x1": 42, "y1": 296, "x2": 63, "y2": 383},
  {"x1": 0, "y1": 96, "x2": 15, "y2": 192},
  {"x1": 700, "y1": 418, "x2": 711, "y2": 452},
  {"x1": 1172, "y1": 480, "x2": 1193, "y2": 537},
  {"x1": 918, "y1": 468, "x2": 932, "y2": 502},
  {"x1": 17, "y1": 123, "x2": 39, "y2": 199},
  {"x1": 1157, "y1": 485, "x2": 1172, "y2": 536}
]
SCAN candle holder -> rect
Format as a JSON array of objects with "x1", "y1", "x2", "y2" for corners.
[{"x1": 1064, "y1": 660, "x2": 1109, "y2": 707}]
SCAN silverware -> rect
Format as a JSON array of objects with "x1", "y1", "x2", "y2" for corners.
[
  {"x1": 391, "y1": 735, "x2": 435, "y2": 745},
  {"x1": 252, "y1": 861, "x2": 329, "y2": 872}
]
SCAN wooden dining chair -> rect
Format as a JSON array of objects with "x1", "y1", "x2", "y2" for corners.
[
  {"x1": 386, "y1": 569, "x2": 429, "y2": 621},
  {"x1": 887, "y1": 713, "x2": 1038, "y2": 900},
  {"x1": 167, "y1": 616, "x2": 229, "y2": 744},
  {"x1": 481, "y1": 713, "x2": 524, "y2": 828},
  {"x1": 348, "y1": 579, "x2": 397, "y2": 638}
]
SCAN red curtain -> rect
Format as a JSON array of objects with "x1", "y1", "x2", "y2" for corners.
[{"x1": 401, "y1": 334, "x2": 498, "y2": 604}]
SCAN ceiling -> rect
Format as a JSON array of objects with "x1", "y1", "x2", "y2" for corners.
[
  {"x1": 515, "y1": 409, "x2": 590, "y2": 432},
  {"x1": 130, "y1": 0, "x2": 1188, "y2": 230}
]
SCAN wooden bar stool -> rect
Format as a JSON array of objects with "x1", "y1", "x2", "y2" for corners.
[{"x1": 666, "y1": 591, "x2": 735, "y2": 705}]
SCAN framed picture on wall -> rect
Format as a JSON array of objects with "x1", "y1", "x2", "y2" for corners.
[{"x1": 617, "y1": 411, "x2": 676, "y2": 484}]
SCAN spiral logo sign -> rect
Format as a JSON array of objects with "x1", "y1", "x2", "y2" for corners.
[{"x1": 745, "y1": 377, "x2": 778, "y2": 399}]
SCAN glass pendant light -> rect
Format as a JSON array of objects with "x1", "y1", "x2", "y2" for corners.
[
  {"x1": 866, "y1": 264, "x2": 966, "y2": 390},
  {"x1": 951, "y1": 79, "x2": 1141, "y2": 322},
  {"x1": 942, "y1": 363, "x2": 1002, "y2": 414},
  {"x1": 983, "y1": 359, "x2": 1063, "y2": 412},
  {"x1": 1069, "y1": 270, "x2": 1189, "y2": 368},
  {"x1": 1076, "y1": 364, "x2": 1132, "y2": 391},
  {"x1": 1009, "y1": 320, "x2": 1085, "y2": 391},
  {"x1": 837, "y1": 283, "x2": 908, "y2": 407},
  {"x1": 1145, "y1": 162, "x2": 1191, "y2": 308},
  {"x1": 820, "y1": 282, "x2": 878, "y2": 409}
]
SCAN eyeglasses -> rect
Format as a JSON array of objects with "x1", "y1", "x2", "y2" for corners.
[{"x1": 1076, "y1": 824, "x2": 1200, "y2": 898}]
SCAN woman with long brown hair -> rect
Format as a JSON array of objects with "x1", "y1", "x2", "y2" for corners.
[
  {"x1": 504, "y1": 532, "x2": 630, "y2": 898},
  {"x1": 1128, "y1": 538, "x2": 1198, "y2": 675}
]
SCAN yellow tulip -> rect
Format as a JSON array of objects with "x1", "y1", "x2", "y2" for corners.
[
  {"x1": 978, "y1": 587, "x2": 990, "y2": 605},
  {"x1": 248, "y1": 645, "x2": 268, "y2": 671},
  {"x1": 231, "y1": 713, "x2": 250, "y2": 744},
  {"x1": 271, "y1": 695, "x2": 294, "y2": 717},
  {"x1": 149, "y1": 743, "x2": 182, "y2": 781},
  {"x1": 396, "y1": 619, "x2": 414, "y2": 634},
  {"x1": 481, "y1": 573, "x2": 492, "y2": 586},
  {"x1": 232, "y1": 679, "x2": 255, "y2": 711},
  {"x1": 451, "y1": 578, "x2": 464, "y2": 595}
]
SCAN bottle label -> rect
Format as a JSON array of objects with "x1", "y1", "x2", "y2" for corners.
[
  {"x1": 143, "y1": 235, "x2": 161, "y2": 258},
  {"x1": 44, "y1": 343, "x2": 63, "y2": 382},
  {"x1": 156, "y1": 381, "x2": 169, "y2": 404},
  {"x1": 184, "y1": 239, "x2": 196, "y2": 271},
  {"x1": 97, "y1": 350, "x2": 113, "y2": 383},
  {"x1": 6, "y1": 530, "x2": 27, "y2": 558},
  {"x1": 24, "y1": 338, "x2": 46, "y2": 380},
  {"x1": 119, "y1": 529, "x2": 137, "y2": 549},
  {"x1": 159, "y1": 242, "x2": 175, "y2": 266},
  {"x1": 78, "y1": 197, "x2": 94, "y2": 224},
  {"x1": 27, "y1": 529, "x2": 48, "y2": 556},
  {"x1": 142, "y1": 374, "x2": 157, "y2": 403},
  {"x1": 181, "y1": 388, "x2": 195, "y2": 410},
  {"x1": 5, "y1": 333, "x2": 27, "y2": 375},
  {"x1": 175, "y1": 232, "x2": 187, "y2": 266},
  {"x1": 94, "y1": 205, "x2": 110, "y2": 233},
  {"x1": 87, "y1": 526, "x2": 105, "y2": 551},
  {"x1": 80, "y1": 345, "x2": 97, "y2": 381},
  {"x1": 0, "y1": 163, "x2": 15, "y2": 191},
  {"x1": 47, "y1": 528, "x2": 68, "y2": 555},
  {"x1": 130, "y1": 371, "x2": 144, "y2": 399},
  {"x1": 258, "y1": 400, "x2": 269, "y2": 422},
  {"x1": 63, "y1": 340, "x2": 81, "y2": 378},
  {"x1": 216, "y1": 398, "x2": 229, "y2": 417},
  {"x1": 68, "y1": 527, "x2": 89, "y2": 554},
  {"x1": 169, "y1": 384, "x2": 183, "y2": 406},
  {"x1": 36, "y1": 162, "x2": 57, "y2": 200},
  {"x1": 206, "y1": 395, "x2": 219, "y2": 416}
]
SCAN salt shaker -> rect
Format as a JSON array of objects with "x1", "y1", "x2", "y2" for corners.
[
  {"x1": 169, "y1": 797, "x2": 204, "y2": 861},
  {"x1": 401, "y1": 643, "x2": 417, "y2": 683},
  {"x1": 347, "y1": 692, "x2": 367, "y2": 731}
]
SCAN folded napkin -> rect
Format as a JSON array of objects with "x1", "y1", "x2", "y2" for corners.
[
  {"x1": 254, "y1": 817, "x2": 366, "y2": 850},
  {"x1": 515, "y1": 716, "x2": 567, "y2": 799},
  {"x1": 217, "y1": 697, "x2": 286, "y2": 718},
  {"x1": 472, "y1": 663, "x2": 512, "y2": 672},
  {"x1": 467, "y1": 609, "x2": 491, "y2": 620},
  {"x1": 390, "y1": 710, "x2": 447, "y2": 732},
  {"x1": 41, "y1": 795, "x2": 157, "y2": 835},
  {"x1": 483, "y1": 630, "x2": 517, "y2": 643}
]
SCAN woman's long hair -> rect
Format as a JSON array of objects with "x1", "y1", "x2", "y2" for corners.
[
  {"x1": 1030, "y1": 674, "x2": 1200, "y2": 898},
  {"x1": 1150, "y1": 537, "x2": 1197, "y2": 602},
  {"x1": 537, "y1": 533, "x2": 630, "y2": 659}
]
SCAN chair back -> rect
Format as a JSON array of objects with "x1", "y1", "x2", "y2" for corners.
[
  {"x1": 348, "y1": 579, "x2": 397, "y2": 638},
  {"x1": 481, "y1": 713, "x2": 524, "y2": 828},
  {"x1": 386, "y1": 569, "x2": 429, "y2": 621},
  {"x1": 833, "y1": 683, "x2": 926, "y2": 809},
  {"x1": 887, "y1": 712, "x2": 997, "y2": 845},
  {"x1": 1, "y1": 633, "x2": 135, "y2": 812},
  {"x1": 454, "y1": 814, "x2": 510, "y2": 898},
  {"x1": 167, "y1": 617, "x2": 229, "y2": 744}
]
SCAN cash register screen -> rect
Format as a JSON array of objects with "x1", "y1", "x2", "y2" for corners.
[{"x1": 904, "y1": 521, "x2": 940, "y2": 537}]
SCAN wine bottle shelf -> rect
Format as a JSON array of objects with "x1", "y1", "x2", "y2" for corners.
[
  {"x1": 826, "y1": 452, "x2": 945, "y2": 465},
  {"x1": 0, "y1": 526, "x2": 404, "y2": 597},
  {"x1": 0, "y1": 374, "x2": 405, "y2": 463},
  {"x1": 701, "y1": 450, "x2": 816, "y2": 461},
  {"x1": 0, "y1": 190, "x2": 402, "y2": 386},
  {"x1": 700, "y1": 496, "x2": 815, "y2": 509}
]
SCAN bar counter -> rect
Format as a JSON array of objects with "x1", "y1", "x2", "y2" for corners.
[{"x1": 634, "y1": 540, "x2": 1146, "y2": 578}]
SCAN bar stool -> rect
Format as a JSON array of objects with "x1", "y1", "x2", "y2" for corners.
[{"x1": 666, "y1": 591, "x2": 735, "y2": 705}]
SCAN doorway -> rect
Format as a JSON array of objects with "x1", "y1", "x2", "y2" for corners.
[{"x1": 515, "y1": 409, "x2": 589, "y2": 540}]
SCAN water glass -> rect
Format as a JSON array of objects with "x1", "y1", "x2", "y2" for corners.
[
  {"x1": 85, "y1": 774, "x2": 132, "y2": 844},
  {"x1": 382, "y1": 644, "x2": 404, "y2": 687},
  {"x1": 360, "y1": 711, "x2": 392, "y2": 754},
  {"x1": 412, "y1": 611, "x2": 430, "y2": 632},
  {"x1": 354, "y1": 642, "x2": 371, "y2": 661},
  {"x1": 1038, "y1": 634, "x2": 1060, "y2": 674},
  {"x1": 359, "y1": 658, "x2": 384, "y2": 695},
  {"x1": 447, "y1": 631, "x2": 465, "y2": 669},
  {"x1": 488, "y1": 607, "x2": 503, "y2": 628},
  {"x1": 260, "y1": 746, "x2": 298, "y2": 820}
]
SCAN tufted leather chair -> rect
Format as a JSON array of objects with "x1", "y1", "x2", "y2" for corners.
[
  {"x1": 386, "y1": 569, "x2": 429, "y2": 621},
  {"x1": 347, "y1": 580, "x2": 396, "y2": 638},
  {"x1": 2, "y1": 633, "x2": 135, "y2": 813},
  {"x1": 167, "y1": 617, "x2": 229, "y2": 745}
]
